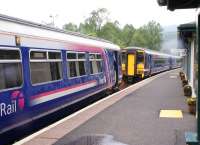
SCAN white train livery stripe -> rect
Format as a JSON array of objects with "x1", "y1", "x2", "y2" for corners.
[{"x1": 30, "y1": 81, "x2": 97, "y2": 106}]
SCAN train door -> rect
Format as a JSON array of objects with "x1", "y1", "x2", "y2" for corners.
[
  {"x1": 121, "y1": 51, "x2": 127, "y2": 75},
  {"x1": 106, "y1": 50, "x2": 118, "y2": 88},
  {"x1": 148, "y1": 54, "x2": 152, "y2": 75},
  {"x1": 145, "y1": 54, "x2": 151, "y2": 76},
  {"x1": 136, "y1": 50, "x2": 145, "y2": 78},
  {"x1": 114, "y1": 51, "x2": 119, "y2": 86},
  {"x1": 127, "y1": 53, "x2": 135, "y2": 76}
]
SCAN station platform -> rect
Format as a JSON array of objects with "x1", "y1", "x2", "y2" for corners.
[{"x1": 17, "y1": 69, "x2": 196, "y2": 145}]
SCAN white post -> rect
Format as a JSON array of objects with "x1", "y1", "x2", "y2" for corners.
[{"x1": 190, "y1": 40, "x2": 194, "y2": 88}]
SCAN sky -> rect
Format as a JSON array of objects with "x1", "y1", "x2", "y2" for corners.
[{"x1": 0, "y1": 0, "x2": 197, "y2": 29}]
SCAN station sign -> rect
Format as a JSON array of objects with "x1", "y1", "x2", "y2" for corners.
[{"x1": 170, "y1": 49, "x2": 187, "y2": 56}]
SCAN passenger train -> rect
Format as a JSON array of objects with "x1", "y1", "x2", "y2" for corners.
[
  {"x1": 121, "y1": 47, "x2": 182, "y2": 82},
  {"x1": 0, "y1": 14, "x2": 122, "y2": 136}
]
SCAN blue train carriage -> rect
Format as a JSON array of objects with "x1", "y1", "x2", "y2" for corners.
[
  {"x1": 0, "y1": 14, "x2": 122, "y2": 136},
  {"x1": 145, "y1": 49, "x2": 182, "y2": 75},
  {"x1": 145, "y1": 49, "x2": 171, "y2": 74},
  {"x1": 121, "y1": 47, "x2": 147, "y2": 83}
]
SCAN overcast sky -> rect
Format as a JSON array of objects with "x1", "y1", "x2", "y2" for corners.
[{"x1": 0, "y1": 0, "x2": 197, "y2": 29}]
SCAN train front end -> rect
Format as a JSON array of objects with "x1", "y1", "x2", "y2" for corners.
[{"x1": 121, "y1": 47, "x2": 145, "y2": 83}]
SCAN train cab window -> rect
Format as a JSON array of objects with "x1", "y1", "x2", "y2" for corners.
[
  {"x1": 67, "y1": 52, "x2": 86, "y2": 78},
  {"x1": 0, "y1": 49, "x2": 22, "y2": 90},
  {"x1": 137, "y1": 52, "x2": 144, "y2": 63},
  {"x1": 121, "y1": 52, "x2": 126, "y2": 64},
  {"x1": 30, "y1": 50, "x2": 62, "y2": 84},
  {"x1": 89, "y1": 53, "x2": 103, "y2": 74}
]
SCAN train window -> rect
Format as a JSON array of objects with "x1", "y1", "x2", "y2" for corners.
[
  {"x1": 30, "y1": 50, "x2": 62, "y2": 84},
  {"x1": 67, "y1": 52, "x2": 86, "y2": 78},
  {"x1": 78, "y1": 53, "x2": 86, "y2": 76},
  {"x1": 78, "y1": 61, "x2": 86, "y2": 76},
  {"x1": 96, "y1": 61, "x2": 103, "y2": 72},
  {"x1": 89, "y1": 53, "x2": 103, "y2": 74},
  {"x1": 121, "y1": 52, "x2": 126, "y2": 64},
  {"x1": 68, "y1": 61, "x2": 77, "y2": 77},
  {"x1": 67, "y1": 53, "x2": 76, "y2": 59},
  {"x1": 96, "y1": 54, "x2": 102, "y2": 59},
  {"x1": 49, "y1": 52, "x2": 61, "y2": 59},
  {"x1": 153, "y1": 58, "x2": 166, "y2": 66},
  {"x1": 78, "y1": 53, "x2": 86, "y2": 59},
  {"x1": 30, "y1": 51, "x2": 47, "y2": 60},
  {"x1": 0, "y1": 49, "x2": 22, "y2": 90},
  {"x1": 0, "y1": 50, "x2": 20, "y2": 59},
  {"x1": 89, "y1": 54, "x2": 95, "y2": 59},
  {"x1": 137, "y1": 52, "x2": 144, "y2": 63},
  {"x1": 96, "y1": 54, "x2": 103, "y2": 72}
]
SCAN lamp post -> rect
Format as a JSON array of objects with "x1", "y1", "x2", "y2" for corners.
[{"x1": 49, "y1": 14, "x2": 58, "y2": 27}]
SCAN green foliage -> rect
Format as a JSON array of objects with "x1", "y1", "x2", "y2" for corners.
[
  {"x1": 98, "y1": 21, "x2": 124, "y2": 47},
  {"x1": 79, "y1": 8, "x2": 109, "y2": 37},
  {"x1": 63, "y1": 22, "x2": 78, "y2": 32},
  {"x1": 62, "y1": 8, "x2": 163, "y2": 50},
  {"x1": 132, "y1": 21, "x2": 163, "y2": 50},
  {"x1": 121, "y1": 24, "x2": 136, "y2": 47}
]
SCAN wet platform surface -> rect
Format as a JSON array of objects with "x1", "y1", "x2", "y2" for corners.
[{"x1": 22, "y1": 70, "x2": 196, "y2": 145}]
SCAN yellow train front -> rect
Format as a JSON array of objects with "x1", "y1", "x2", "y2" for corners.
[{"x1": 121, "y1": 47, "x2": 145, "y2": 83}]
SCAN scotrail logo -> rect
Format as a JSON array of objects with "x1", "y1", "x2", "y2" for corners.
[{"x1": 0, "y1": 91, "x2": 24, "y2": 117}]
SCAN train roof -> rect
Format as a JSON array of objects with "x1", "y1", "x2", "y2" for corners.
[
  {"x1": 0, "y1": 14, "x2": 120, "y2": 50},
  {"x1": 123, "y1": 46, "x2": 181, "y2": 58}
]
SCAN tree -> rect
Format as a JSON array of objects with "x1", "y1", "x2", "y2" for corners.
[
  {"x1": 132, "y1": 21, "x2": 163, "y2": 50},
  {"x1": 121, "y1": 24, "x2": 136, "y2": 47},
  {"x1": 63, "y1": 23, "x2": 78, "y2": 32},
  {"x1": 78, "y1": 22, "x2": 97, "y2": 36},
  {"x1": 62, "y1": 8, "x2": 163, "y2": 50},
  {"x1": 131, "y1": 28, "x2": 147, "y2": 47},
  {"x1": 78, "y1": 8, "x2": 109, "y2": 36},
  {"x1": 98, "y1": 21, "x2": 124, "y2": 47}
]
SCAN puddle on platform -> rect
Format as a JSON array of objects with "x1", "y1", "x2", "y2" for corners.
[
  {"x1": 170, "y1": 75, "x2": 177, "y2": 79},
  {"x1": 170, "y1": 73, "x2": 179, "y2": 75},
  {"x1": 65, "y1": 134, "x2": 128, "y2": 145}
]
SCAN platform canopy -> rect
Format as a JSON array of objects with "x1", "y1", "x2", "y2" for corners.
[
  {"x1": 157, "y1": 0, "x2": 200, "y2": 11},
  {"x1": 177, "y1": 22, "x2": 196, "y2": 50}
]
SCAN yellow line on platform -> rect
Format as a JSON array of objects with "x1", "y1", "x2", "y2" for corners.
[{"x1": 160, "y1": 110, "x2": 183, "y2": 118}]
